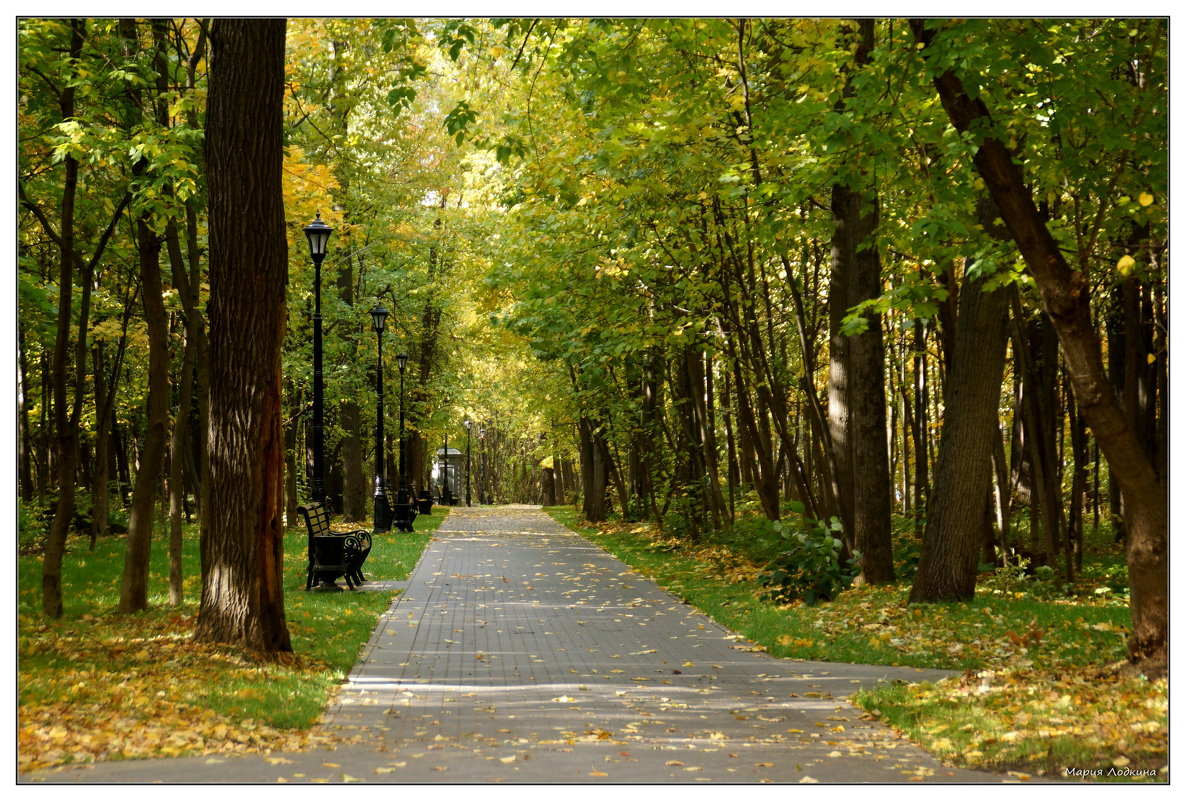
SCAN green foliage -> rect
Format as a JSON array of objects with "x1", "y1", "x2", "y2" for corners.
[
  {"x1": 443, "y1": 100, "x2": 478, "y2": 144},
  {"x1": 758, "y1": 506, "x2": 859, "y2": 605}
]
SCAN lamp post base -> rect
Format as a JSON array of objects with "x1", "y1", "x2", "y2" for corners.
[
  {"x1": 374, "y1": 481, "x2": 392, "y2": 533},
  {"x1": 392, "y1": 502, "x2": 416, "y2": 532}
]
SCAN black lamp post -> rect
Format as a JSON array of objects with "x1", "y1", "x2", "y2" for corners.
[
  {"x1": 303, "y1": 213, "x2": 332, "y2": 504},
  {"x1": 465, "y1": 419, "x2": 472, "y2": 507},
  {"x1": 479, "y1": 426, "x2": 487, "y2": 504},
  {"x1": 441, "y1": 432, "x2": 449, "y2": 505},
  {"x1": 395, "y1": 352, "x2": 413, "y2": 531},
  {"x1": 370, "y1": 304, "x2": 391, "y2": 533}
]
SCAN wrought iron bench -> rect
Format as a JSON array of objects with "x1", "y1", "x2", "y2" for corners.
[{"x1": 297, "y1": 502, "x2": 372, "y2": 591}]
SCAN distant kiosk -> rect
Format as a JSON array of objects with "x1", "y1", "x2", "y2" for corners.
[{"x1": 432, "y1": 447, "x2": 464, "y2": 506}]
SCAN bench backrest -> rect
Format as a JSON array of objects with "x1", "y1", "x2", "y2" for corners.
[{"x1": 297, "y1": 502, "x2": 331, "y2": 539}]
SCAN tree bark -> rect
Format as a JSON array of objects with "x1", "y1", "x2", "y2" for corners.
[
  {"x1": 576, "y1": 393, "x2": 613, "y2": 523},
  {"x1": 912, "y1": 19, "x2": 1167, "y2": 673},
  {"x1": 909, "y1": 262, "x2": 1011, "y2": 602},
  {"x1": 195, "y1": 17, "x2": 292, "y2": 653}
]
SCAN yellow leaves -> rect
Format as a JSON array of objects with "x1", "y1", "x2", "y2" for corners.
[
  {"x1": 1138, "y1": 191, "x2": 1155, "y2": 207},
  {"x1": 1117, "y1": 254, "x2": 1136, "y2": 276}
]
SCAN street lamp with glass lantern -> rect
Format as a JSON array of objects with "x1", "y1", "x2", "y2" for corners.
[
  {"x1": 303, "y1": 213, "x2": 332, "y2": 504},
  {"x1": 369, "y1": 304, "x2": 391, "y2": 532}
]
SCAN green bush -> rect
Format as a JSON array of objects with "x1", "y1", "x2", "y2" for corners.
[{"x1": 758, "y1": 505, "x2": 859, "y2": 605}]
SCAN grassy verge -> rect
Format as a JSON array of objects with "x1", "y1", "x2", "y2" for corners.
[
  {"x1": 544, "y1": 506, "x2": 1167, "y2": 783},
  {"x1": 18, "y1": 507, "x2": 443, "y2": 773}
]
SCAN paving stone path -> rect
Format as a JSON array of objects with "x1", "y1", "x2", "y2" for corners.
[{"x1": 28, "y1": 505, "x2": 1000, "y2": 784}]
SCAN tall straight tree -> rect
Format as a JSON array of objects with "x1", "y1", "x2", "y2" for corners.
[
  {"x1": 909, "y1": 204, "x2": 1012, "y2": 603},
  {"x1": 195, "y1": 18, "x2": 292, "y2": 653},
  {"x1": 828, "y1": 18, "x2": 894, "y2": 583},
  {"x1": 37, "y1": 19, "x2": 85, "y2": 619},
  {"x1": 119, "y1": 18, "x2": 172, "y2": 613}
]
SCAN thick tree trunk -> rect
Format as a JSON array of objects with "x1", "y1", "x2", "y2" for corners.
[
  {"x1": 829, "y1": 18, "x2": 894, "y2": 584},
  {"x1": 577, "y1": 413, "x2": 612, "y2": 523},
  {"x1": 909, "y1": 263, "x2": 1011, "y2": 602},
  {"x1": 340, "y1": 399, "x2": 367, "y2": 522},
  {"x1": 195, "y1": 17, "x2": 292, "y2": 653},
  {"x1": 912, "y1": 19, "x2": 1167, "y2": 674}
]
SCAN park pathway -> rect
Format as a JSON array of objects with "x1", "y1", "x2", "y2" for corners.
[{"x1": 28, "y1": 505, "x2": 1000, "y2": 784}]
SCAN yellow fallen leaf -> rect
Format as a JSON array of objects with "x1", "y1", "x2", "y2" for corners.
[
  {"x1": 800, "y1": 776, "x2": 819, "y2": 783},
  {"x1": 589, "y1": 769, "x2": 609, "y2": 777},
  {"x1": 500, "y1": 756, "x2": 516, "y2": 764}
]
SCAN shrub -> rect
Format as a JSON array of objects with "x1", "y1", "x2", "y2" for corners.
[{"x1": 758, "y1": 505, "x2": 859, "y2": 605}]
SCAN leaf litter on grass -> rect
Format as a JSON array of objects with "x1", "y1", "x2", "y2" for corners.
[{"x1": 553, "y1": 511, "x2": 1168, "y2": 783}]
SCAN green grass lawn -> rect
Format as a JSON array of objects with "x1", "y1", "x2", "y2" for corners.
[
  {"x1": 544, "y1": 506, "x2": 1167, "y2": 783},
  {"x1": 17, "y1": 506, "x2": 442, "y2": 772}
]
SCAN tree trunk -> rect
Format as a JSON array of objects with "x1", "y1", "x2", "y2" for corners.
[
  {"x1": 195, "y1": 17, "x2": 292, "y2": 653},
  {"x1": 828, "y1": 17, "x2": 894, "y2": 584},
  {"x1": 578, "y1": 414, "x2": 612, "y2": 523},
  {"x1": 89, "y1": 342, "x2": 112, "y2": 549},
  {"x1": 119, "y1": 215, "x2": 171, "y2": 612},
  {"x1": 909, "y1": 262, "x2": 1011, "y2": 602},
  {"x1": 912, "y1": 18, "x2": 1167, "y2": 674},
  {"x1": 118, "y1": 19, "x2": 172, "y2": 614},
  {"x1": 340, "y1": 398, "x2": 367, "y2": 522},
  {"x1": 40, "y1": 19, "x2": 85, "y2": 619}
]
